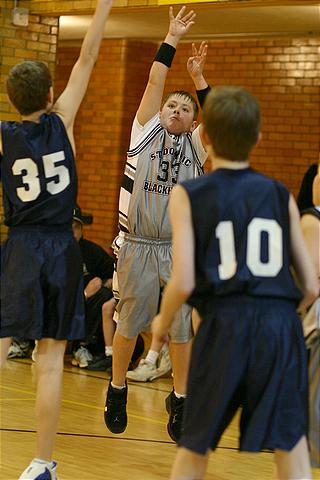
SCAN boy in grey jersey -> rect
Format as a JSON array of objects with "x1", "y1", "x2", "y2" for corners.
[{"x1": 104, "y1": 7, "x2": 208, "y2": 441}]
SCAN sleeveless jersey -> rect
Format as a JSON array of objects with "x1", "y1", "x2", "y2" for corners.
[
  {"x1": 118, "y1": 114, "x2": 207, "y2": 239},
  {"x1": 182, "y1": 167, "x2": 302, "y2": 308},
  {"x1": 0, "y1": 113, "x2": 77, "y2": 227}
]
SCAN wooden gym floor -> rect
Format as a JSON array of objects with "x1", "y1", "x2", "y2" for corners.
[{"x1": 1, "y1": 358, "x2": 319, "y2": 480}]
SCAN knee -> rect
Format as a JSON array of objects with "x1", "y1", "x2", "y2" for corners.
[
  {"x1": 102, "y1": 298, "x2": 116, "y2": 318},
  {"x1": 36, "y1": 354, "x2": 64, "y2": 376}
]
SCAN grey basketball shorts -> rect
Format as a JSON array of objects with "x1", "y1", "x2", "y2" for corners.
[{"x1": 115, "y1": 234, "x2": 192, "y2": 342}]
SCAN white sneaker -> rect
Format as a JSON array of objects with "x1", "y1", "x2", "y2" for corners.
[
  {"x1": 7, "y1": 340, "x2": 31, "y2": 359},
  {"x1": 126, "y1": 359, "x2": 158, "y2": 382},
  {"x1": 19, "y1": 459, "x2": 58, "y2": 479},
  {"x1": 71, "y1": 346, "x2": 93, "y2": 368},
  {"x1": 157, "y1": 344, "x2": 172, "y2": 377}
]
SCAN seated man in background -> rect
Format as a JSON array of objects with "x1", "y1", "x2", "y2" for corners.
[{"x1": 71, "y1": 206, "x2": 115, "y2": 368}]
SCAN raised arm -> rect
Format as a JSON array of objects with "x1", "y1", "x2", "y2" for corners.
[
  {"x1": 187, "y1": 41, "x2": 208, "y2": 90},
  {"x1": 137, "y1": 6, "x2": 195, "y2": 127},
  {"x1": 187, "y1": 41, "x2": 211, "y2": 109},
  {"x1": 54, "y1": 0, "x2": 113, "y2": 134}
]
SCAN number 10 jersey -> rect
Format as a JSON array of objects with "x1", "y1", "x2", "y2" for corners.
[{"x1": 183, "y1": 167, "x2": 302, "y2": 305}]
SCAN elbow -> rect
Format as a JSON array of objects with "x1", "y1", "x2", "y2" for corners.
[
  {"x1": 173, "y1": 279, "x2": 195, "y2": 301},
  {"x1": 80, "y1": 52, "x2": 97, "y2": 68}
]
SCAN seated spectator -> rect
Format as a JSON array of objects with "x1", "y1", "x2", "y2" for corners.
[
  {"x1": 71, "y1": 206, "x2": 114, "y2": 367},
  {"x1": 87, "y1": 287, "x2": 145, "y2": 372}
]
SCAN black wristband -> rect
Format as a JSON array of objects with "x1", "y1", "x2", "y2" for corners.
[
  {"x1": 154, "y1": 42, "x2": 176, "y2": 68},
  {"x1": 196, "y1": 85, "x2": 212, "y2": 108}
]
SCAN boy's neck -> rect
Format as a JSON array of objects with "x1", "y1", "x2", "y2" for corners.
[
  {"x1": 211, "y1": 156, "x2": 250, "y2": 171},
  {"x1": 21, "y1": 109, "x2": 47, "y2": 123}
]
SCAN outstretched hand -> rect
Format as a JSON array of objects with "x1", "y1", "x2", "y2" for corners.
[
  {"x1": 187, "y1": 41, "x2": 208, "y2": 80},
  {"x1": 168, "y1": 6, "x2": 196, "y2": 39}
]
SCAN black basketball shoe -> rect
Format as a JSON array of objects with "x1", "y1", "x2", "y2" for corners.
[
  {"x1": 104, "y1": 381, "x2": 128, "y2": 434},
  {"x1": 165, "y1": 390, "x2": 185, "y2": 442}
]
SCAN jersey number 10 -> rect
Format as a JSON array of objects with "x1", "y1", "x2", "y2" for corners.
[{"x1": 216, "y1": 218, "x2": 283, "y2": 279}]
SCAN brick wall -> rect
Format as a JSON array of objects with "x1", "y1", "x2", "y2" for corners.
[
  {"x1": 166, "y1": 38, "x2": 320, "y2": 186},
  {"x1": 0, "y1": 4, "x2": 59, "y2": 243},
  {"x1": 56, "y1": 36, "x2": 319, "y2": 247}
]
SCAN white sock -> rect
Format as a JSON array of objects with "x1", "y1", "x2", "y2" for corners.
[
  {"x1": 174, "y1": 391, "x2": 187, "y2": 399},
  {"x1": 32, "y1": 458, "x2": 53, "y2": 468},
  {"x1": 145, "y1": 349, "x2": 159, "y2": 365},
  {"x1": 111, "y1": 382, "x2": 126, "y2": 390},
  {"x1": 105, "y1": 346, "x2": 113, "y2": 356}
]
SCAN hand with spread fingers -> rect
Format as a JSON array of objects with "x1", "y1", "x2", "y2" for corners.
[
  {"x1": 168, "y1": 5, "x2": 196, "y2": 40},
  {"x1": 187, "y1": 41, "x2": 208, "y2": 83}
]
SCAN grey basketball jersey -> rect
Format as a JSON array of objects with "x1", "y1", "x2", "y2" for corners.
[{"x1": 119, "y1": 114, "x2": 207, "y2": 239}]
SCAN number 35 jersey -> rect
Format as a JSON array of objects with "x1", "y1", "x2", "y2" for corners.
[
  {"x1": 182, "y1": 167, "x2": 302, "y2": 304},
  {"x1": 118, "y1": 114, "x2": 207, "y2": 239},
  {"x1": 0, "y1": 113, "x2": 77, "y2": 227}
]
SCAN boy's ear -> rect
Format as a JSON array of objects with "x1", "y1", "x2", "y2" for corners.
[{"x1": 190, "y1": 120, "x2": 197, "y2": 133}]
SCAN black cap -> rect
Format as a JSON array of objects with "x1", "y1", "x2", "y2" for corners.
[{"x1": 73, "y1": 205, "x2": 93, "y2": 225}]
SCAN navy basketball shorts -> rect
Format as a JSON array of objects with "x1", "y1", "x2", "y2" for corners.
[
  {"x1": 0, "y1": 227, "x2": 85, "y2": 340},
  {"x1": 179, "y1": 297, "x2": 308, "y2": 454}
]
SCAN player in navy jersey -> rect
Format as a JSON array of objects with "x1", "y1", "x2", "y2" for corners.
[
  {"x1": 153, "y1": 86, "x2": 319, "y2": 479},
  {"x1": 0, "y1": 1, "x2": 113, "y2": 478}
]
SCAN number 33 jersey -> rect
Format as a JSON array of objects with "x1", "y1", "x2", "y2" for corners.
[
  {"x1": 0, "y1": 113, "x2": 77, "y2": 227},
  {"x1": 182, "y1": 168, "x2": 302, "y2": 303},
  {"x1": 118, "y1": 114, "x2": 207, "y2": 239}
]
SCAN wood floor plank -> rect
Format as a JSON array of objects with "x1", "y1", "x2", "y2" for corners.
[{"x1": 1, "y1": 359, "x2": 319, "y2": 479}]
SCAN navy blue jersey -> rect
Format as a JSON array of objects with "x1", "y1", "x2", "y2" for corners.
[
  {"x1": 0, "y1": 113, "x2": 77, "y2": 227},
  {"x1": 182, "y1": 168, "x2": 301, "y2": 310}
]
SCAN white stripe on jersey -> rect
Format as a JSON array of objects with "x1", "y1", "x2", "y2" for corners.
[
  {"x1": 119, "y1": 187, "x2": 131, "y2": 230},
  {"x1": 128, "y1": 124, "x2": 162, "y2": 157},
  {"x1": 124, "y1": 162, "x2": 136, "y2": 181}
]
